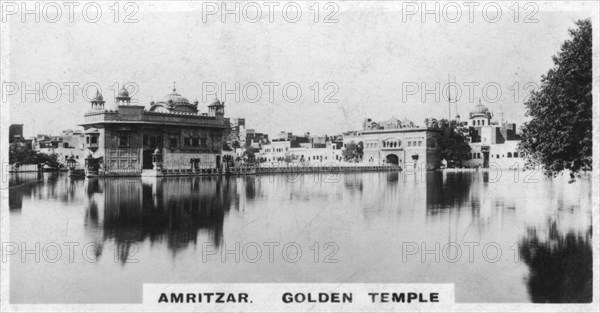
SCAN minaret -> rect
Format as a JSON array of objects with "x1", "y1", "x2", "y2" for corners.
[
  {"x1": 208, "y1": 98, "x2": 225, "y2": 120},
  {"x1": 115, "y1": 85, "x2": 131, "y2": 106},
  {"x1": 90, "y1": 89, "x2": 105, "y2": 110}
]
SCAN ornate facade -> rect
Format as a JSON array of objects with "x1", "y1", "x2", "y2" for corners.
[
  {"x1": 353, "y1": 117, "x2": 442, "y2": 170},
  {"x1": 80, "y1": 86, "x2": 227, "y2": 177}
]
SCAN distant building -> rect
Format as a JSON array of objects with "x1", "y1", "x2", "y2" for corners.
[
  {"x1": 9, "y1": 124, "x2": 23, "y2": 143},
  {"x1": 240, "y1": 128, "x2": 269, "y2": 148},
  {"x1": 258, "y1": 138, "x2": 344, "y2": 165},
  {"x1": 53, "y1": 129, "x2": 86, "y2": 165},
  {"x1": 356, "y1": 117, "x2": 442, "y2": 170},
  {"x1": 80, "y1": 86, "x2": 228, "y2": 176},
  {"x1": 223, "y1": 117, "x2": 246, "y2": 149},
  {"x1": 230, "y1": 118, "x2": 246, "y2": 134},
  {"x1": 462, "y1": 100, "x2": 525, "y2": 168}
]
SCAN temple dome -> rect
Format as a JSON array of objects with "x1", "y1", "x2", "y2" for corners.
[
  {"x1": 150, "y1": 87, "x2": 198, "y2": 113},
  {"x1": 470, "y1": 100, "x2": 490, "y2": 116},
  {"x1": 117, "y1": 86, "x2": 129, "y2": 98},
  {"x1": 209, "y1": 98, "x2": 222, "y2": 106},
  {"x1": 162, "y1": 88, "x2": 190, "y2": 105}
]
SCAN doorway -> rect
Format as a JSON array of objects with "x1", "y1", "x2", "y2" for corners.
[
  {"x1": 385, "y1": 154, "x2": 399, "y2": 165},
  {"x1": 483, "y1": 152, "x2": 490, "y2": 168},
  {"x1": 142, "y1": 149, "x2": 154, "y2": 169}
]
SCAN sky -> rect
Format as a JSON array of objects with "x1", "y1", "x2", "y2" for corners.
[{"x1": 4, "y1": 1, "x2": 596, "y2": 138}]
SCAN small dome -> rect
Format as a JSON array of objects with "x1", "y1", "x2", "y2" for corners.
[
  {"x1": 209, "y1": 98, "x2": 222, "y2": 106},
  {"x1": 117, "y1": 86, "x2": 129, "y2": 98},
  {"x1": 470, "y1": 100, "x2": 490, "y2": 116}
]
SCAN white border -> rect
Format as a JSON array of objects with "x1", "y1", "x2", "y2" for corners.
[{"x1": 0, "y1": 1, "x2": 598, "y2": 312}]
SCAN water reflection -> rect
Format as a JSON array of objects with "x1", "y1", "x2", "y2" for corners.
[
  {"x1": 519, "y1": 221, "x2": 593, "y2": 303},
  {"x1": 8, "y1": 171, "x2": 593, "y2": 303},
  {"x1": 426, "y1": 172, "x2": 475, "y2": 213},
  {"x1": 83, "y1": 177, "x2": 238, "y2": 259}
]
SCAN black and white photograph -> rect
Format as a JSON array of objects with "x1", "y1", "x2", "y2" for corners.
[{"x1": 0, "y1": 1, "x2": 598, "y2": 312}]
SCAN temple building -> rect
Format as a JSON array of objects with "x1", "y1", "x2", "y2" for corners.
[
  {"x1": 462, "y1": 100, "x2": 525, "y2": 168},
  {"x1": 349, "y1": 117, "x2": 442, "y2": 170},
  {"x1": 80, "y1": 85, "x2": 228, "y2": 177}
]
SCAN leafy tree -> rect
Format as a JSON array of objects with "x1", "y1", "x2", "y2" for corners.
[
  {"x1": 242, "y1": 146, "x2": 259, "y2": 163},
  {"x1": 519, "y1": 19, "x2": 592, "y2": 181},
  {"x1": 343, "y1": 141, "x2": 363, "y2": 162},
  {"x1": 9, "y1": 143, "x2": 37, "y2": 164},
  {"x1": 9, "y1": 143, "x2": 61, "y2": 168},
  {"x1": 438, "y1": 119, "x2": 471, "y2": 167}
]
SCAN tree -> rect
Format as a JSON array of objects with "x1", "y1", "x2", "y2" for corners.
[
  {"x1": 9, "y1": 143, "x2": 62, "y2": 169},
  {"x1": 438, "y1": 119, "x2": 471, "y2": 167},
  {"x1": 9, "y1": 143, "x2": 37, "y2": 165},
  {"x1": 343, "y1": 141, "x2": 363, "y2": 162},
  {"x1": 242, "y1": 146, "x2": 259, "y2": 163},
  {"x1": 519, "y1": 19, "x2": 592, "y2": 181}
]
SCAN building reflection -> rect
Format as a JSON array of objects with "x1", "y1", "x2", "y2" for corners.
[
  {"x1": 83, "y1": 176, "x2": 239, "y2": 261},
  {"x1": 9, "y1": 172, "x2": 80, "y2": 211},
  {"x1": 519, "y1": 221, "x2": 592, "y2": 303},
  {"x1": 426, "y1": 171, "x2": 475, "y2": 213}
]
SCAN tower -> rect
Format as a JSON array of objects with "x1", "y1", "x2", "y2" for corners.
[
  {"x1": 91, "y1": 89, "x2": 105, "y2": 110},
  {"x1": 208, "y1": 98, "x2": 225, "y2": 120},
  {"x1": 115, "y1": 86, "x2": 131, "y2": 105}
]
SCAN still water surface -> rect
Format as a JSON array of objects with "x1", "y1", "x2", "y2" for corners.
[{"x1": 9, "y1": 171, "x2": 593, "y2": 303}]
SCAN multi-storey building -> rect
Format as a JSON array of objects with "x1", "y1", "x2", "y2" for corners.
[
  {"x1": 357, "y1": 117, "x2": 442, "y2": 170},
  {"x1": 462, "y1": 100, "x2": 525, "y2": 169},
  {"x1": 80, "y1": 86, "x2": 228, "y2": 176},
  {"x1": 9, "y1": 124, "x2": 23, "y2": 143}
]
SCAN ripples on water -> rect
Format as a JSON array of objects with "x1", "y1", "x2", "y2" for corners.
[{"x1": 8, "y1": 171, "x2": 592, "y2": 303}]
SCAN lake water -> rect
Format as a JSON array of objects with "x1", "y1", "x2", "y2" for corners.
[{"x1": 8, "y1": 170, "x2": 593, "y2": 304}]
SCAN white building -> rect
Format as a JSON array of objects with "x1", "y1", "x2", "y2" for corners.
[
  {"x1": 258, "y1": 139, "x2": 344, "y2": 166},
  {"x1": 463, "y1": 100, "x2": 526, "y2": 169}
]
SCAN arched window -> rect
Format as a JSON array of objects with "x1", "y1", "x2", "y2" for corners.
[
  {"x1": 507, "y1": 152, "x2": 512, "y2": 158},
  {"x1": 515, "y1": 151, "x2": 519, "y2": 158},
  {"x1": 473, "y1": 120, "x2": 475, "y2": 126}
]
